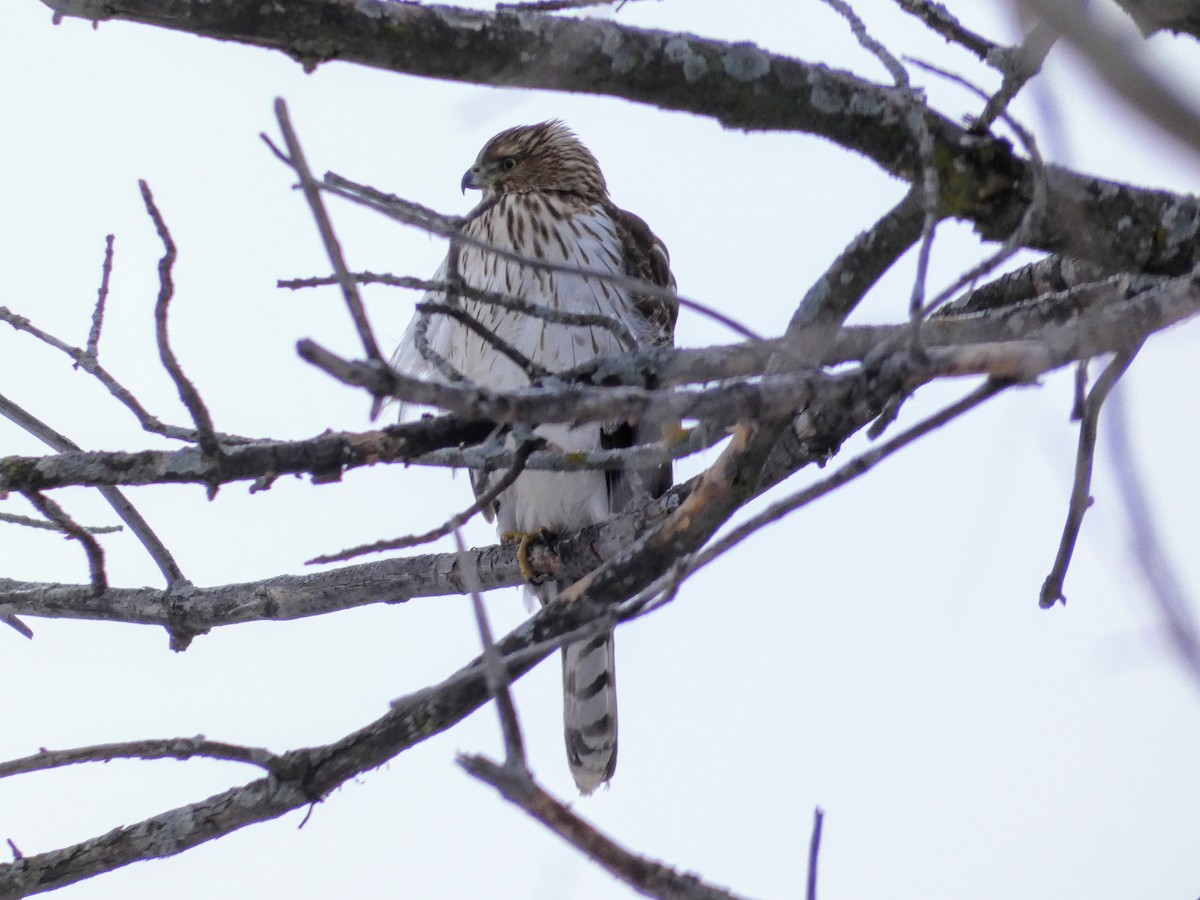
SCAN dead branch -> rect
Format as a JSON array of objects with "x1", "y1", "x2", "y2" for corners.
[
  {"x1": 140, "y1": 180, "x2": 221, "y2": 462},
  {"x1": 307, "y1": 434, "x2": 543, "y2": 564},
  {"x1": 0, "y1": 737, "x2": 281, "y2": 779},
  {"x1": 0, "y1": 393, "x2": 185, "y2": 586},
  {"x1": 271, "y1": 99, "x2": 384, "y2": 365},
  {"x1": 37, "y1": 0, "x2": 1200, "y2": 275},
  {"x1": 84, "y1": 233, "x2": 115, "y2": 360},
  {"x1": 1040, "y1": 345, "x2": 1143, "y2": 607},
  {"x1": 21, "y1": 491, "x2": 107, "y2": 595},
  {"x1": 459, "y1": 755, "x2": 746, "y2": 900}
]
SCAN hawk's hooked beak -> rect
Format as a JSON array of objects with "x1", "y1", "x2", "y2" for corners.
[{"x1": 461, "y1": 167, "x2": 483, "y2": 194}]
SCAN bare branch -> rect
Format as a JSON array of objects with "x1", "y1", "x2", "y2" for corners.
[
  {"x1": 271, "y1": 99, "x2": 384, "y2": 364},
  {"x1": 0, "y1": 304, "x2": 253, "y2": 445},
  {"x1": 417, "y1": 301, "x2": 549, "y2": 378},
  {"x1": 892, "y1": 0, "x2": 1004, "y2": 62},
  {"x1": 323, "y1": 174, "x2": 764, "y2": 343},
  {"x1": 976, "y1": 23, "x2": 1057, "y2": 129},
  {"x1": 0, "y1": 577, "x2": 686, "y2": 895},
  {"x1": 417, "y1": 424, "x2": 723, "y2": 476},
  {"x1": 456, "y1": 528, "x2": 526, "y2": 769},
  {"x1": 0, "y1": 416, "x2": 494, "y2": 493},
  {"x1": 1040, "y1": 345, "x2": 1143, "y2": 608},
  {"x1": 458, "y1": 755, "x2": 746, "y2": 900},
  {"x1": 0, "y1": 737, "x2": 281, "y2": 779},
  {"x1": 300, "y1": 337, "x2": 1050, "y2": 433},
  {"x1": 677, "y1": 378, "x2": 1010, "y2": 588},
  {"x1": 780, "y1": 188, "x2": 927, "y2": 371},
  {"x1": 139, "y1": 180, "x2": 221, "y2": 462},
  {"x1": 906, "y1": 58, "x2": 1050, "y2": 320},
  {"x1": 37, "y1": 0, "x2": 1200, "y2": 274},
  {"x1": 307, "y1": 435, "x2": 542, "y2": 564},
  {"x1": 807, "y1": 807, "x2": 825, "y2": 900},
  {"x1": 3, "y1": 264, "x2": 1196, "y2": 500},
  {"x1": 0, "y1": 391, "x2": 185, "y2": 586},
  {"x1": 84, "y1": 232, "x2": 115, "y2": 361},
  {"x1": 0, "y1": 510, "x2": 122, "y2": 535},
  {"x1": 496, "y1": 0, "x2": 633, "y2": 11},
  {"x1": 23, "y1": 491, "x2": 107, "y2": 595},
  {"x1": 820, "y1": 1, "x2": 941, "y2": 344},
  {"x1": 281, "y1": 273, "x2": 640, "y2": 350},
  {"x1": 5, "y1": 331, "x2": 994, "y2": 635},
  {"x1": 0, "y1": 611, "x2": 33, "y2": 640}
]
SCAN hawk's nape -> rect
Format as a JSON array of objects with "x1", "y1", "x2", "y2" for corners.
[{"x1": 389, "y1": 121, "x2": 677, "y2": 793}]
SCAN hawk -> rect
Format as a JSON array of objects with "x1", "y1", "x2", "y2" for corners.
[{"x1": 389, "y1": 121, "x2": 677, "y2": 793}]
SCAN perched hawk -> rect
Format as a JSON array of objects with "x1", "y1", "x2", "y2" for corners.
[{"x1": 389, "y1": 121, "x2": 677, "y2": 793}]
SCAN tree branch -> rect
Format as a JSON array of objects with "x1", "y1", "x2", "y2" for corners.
[
  {"x1": 37, "y1": 0, "x2": 1200, "y2": 274},
  {"x1": 459, "y1": 755, "x2": 746, "y2": 900}
]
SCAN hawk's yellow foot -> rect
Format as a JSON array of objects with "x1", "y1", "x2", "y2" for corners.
[
  {"x1": 501, "y1": 528, "x2": 554, "y2": 582},
  {"x1": 661, "y1": 422, "x2": 693, "y2": 445}
]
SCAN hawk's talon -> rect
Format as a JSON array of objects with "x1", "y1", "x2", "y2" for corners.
[
  {"x1": 501, "y1": 528, "x2": 555, "y2": 583},
  {"x1": 662, "y1": 423, "x2": 693, "y2": 445}
]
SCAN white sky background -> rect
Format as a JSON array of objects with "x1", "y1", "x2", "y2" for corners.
[{"x1": 3, "y1": 1, "x2": 1200, "y2": 897}]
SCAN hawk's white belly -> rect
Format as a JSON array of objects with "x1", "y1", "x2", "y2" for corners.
[{"x1": 393, "y1": 193, "x2": 653, "y2": 534}]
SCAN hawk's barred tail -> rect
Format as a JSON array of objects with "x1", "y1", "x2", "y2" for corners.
[{"x1": 561, "y1": 630, "x2": 618, "y2": 794}]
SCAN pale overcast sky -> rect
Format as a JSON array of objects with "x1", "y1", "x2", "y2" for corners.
[{"x1": 3, "y1": 2, "x2": 1200, "y2": 898}]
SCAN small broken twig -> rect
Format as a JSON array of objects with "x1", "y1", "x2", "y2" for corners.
[
  {"x1": 1040, "y1": 344, "x2": 1142, "y2": 608},
  {"x1": 22, "y1": 491, "x2": 107, "y2": 596},
  {"x1": 139, "y1": 180, "x2": 223, "y2": 465},
  {"x1": 84, "y1": 233, "x2": 115, "y2": 361},
  {"x1": 270, "y1": 99, "x2": 384, "y2": 364},
  {"x1": 455, "y1": 528, "x2": 526, "y2": 768}
]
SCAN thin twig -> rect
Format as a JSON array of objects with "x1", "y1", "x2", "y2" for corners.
[
  {"x1": 458, "y1": 755, "x2": 746, "y2": 900},
  {"x1": 0, "y1": 610, "x2": 33, "y2": 640},
  {"x1": 84, "y1": 233, "x2": 115, "y2": 361},
  {"x1": 1040, "y1": 345, "x2": 1142, "y2": 608},
  {"x1": 301, "y1": 332, "x2": 1048, "y2": 432},
  {"x1": 976, "y1": 23, "x2": 1057, "y2": 129},
  {"x1": 411, "y1": 308, "x2": 466, "y2": 383},
  {"x1": 322, "y1": 173, "x2": 765, "y2": 343},
  {"x1": 306, "y1": 436, "x2": 542, "y2": 564},
  {"x1": 391, "y1": 614, "x2": 615, "y2": 713},
  {"x1": 418, "y1": 300, "x2": 549, "y2": 378},
  {"x1": 0, "y1": 391, "x2": 186, "y2": 586},
  {"x1": 280, "y1": 272, "x2": 639, "y2": 349},
  {"x1": 496, "y1": 0, "x2": 634, "y2": 10},
  {"x1": 1072, "y1": 359, "x2": 1089, "y2": 421},
  {"x1": 270, "y1": 100, "x2": 383, "y2": 363},
  {"x1": 891, "y1": 0, "x2": 1002, "y2": 62},
  {"x1": 0, "y1": 737, "x2": 281, "y2": 779},
  {"x1": 139, "y1": 180, "x2": 222, "y2": 464},
  {"x1": 417, "y1": 423, "x2": 721, "y2": 475},
  {"x1": 905, "y1": 59, "x2": 1050, "y2": 318},
  {"x1": 22, "y1": 491, "x2": 107, "y2": 596},
  {"x1": 666, "y1": 379, "x2": 1010, "y2": 589},
  {"x1": 0, "y1": 305, "x2": 253, "y2": 445},
  {"x1": 455, "y1": 528, "x2": 526, "y2": 768},
  {"x1": 0, "y1": 510, "x2": 122, "y2": 535},
  {"x1": 822, "y1": 0, "x2": 940, "y2": 344},
  {"x1": 618, "y1": 381, "x2": 1010, "y2": 623},
  {"x1": 807, "y1": 807, "x2": 825, "y2": 900}
]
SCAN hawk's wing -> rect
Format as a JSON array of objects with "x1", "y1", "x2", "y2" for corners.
[{"x1": 602, "y1": 204, "x2": 678, "y2": 511}]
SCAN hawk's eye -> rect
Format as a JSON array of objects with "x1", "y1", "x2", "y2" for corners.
[{"x1": 501, "y1": 157, "x2": 516, "y2": 171}]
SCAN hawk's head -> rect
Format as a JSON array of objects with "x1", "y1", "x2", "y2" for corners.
[{"x1": 461, "y1": 120, "x2": 608, "y2": 202}]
